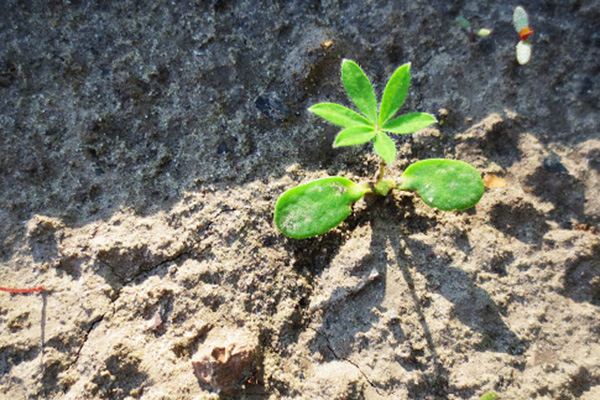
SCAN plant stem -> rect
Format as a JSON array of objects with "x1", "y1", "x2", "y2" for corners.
[
  {"x1": 375, "y1": 163, "x2": 385, "y2": 184},
  {"x1": 370, "y1": 163, "x2": 394, "y2": 196}
]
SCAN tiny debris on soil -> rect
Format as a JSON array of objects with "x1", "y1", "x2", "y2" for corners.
[{"x1": 192, "y1": 328, "x2": 261, "y2": 394}]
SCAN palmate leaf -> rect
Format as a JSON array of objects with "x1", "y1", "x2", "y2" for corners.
[
  {"x1": 373, "y1": 131, "x2": 396, "y2": 164},
  {"x1": 398, "y1": 159, "x2": 484, "y2": 211},
  {"x1": 309, "y1": 59, "x2": 438, "y2": 165},
  {"x1": 274, "y1": 177, "x2": 369, "y2": 239},
  {"x1": 309, "y1": 103, "x2": 373, "y2": 128},
  {"x1": 334, "y1": 126, "x2": 377, "y2": 147},
  {"x1": 379, "y1": 63, "x2": 411, "y2": 126},
  {"x1": 382, "y1": 112, "x2": 437, "y2": 135},
  {"x1": 341, "y1": 60, "x2": 378, "y2": 122}
]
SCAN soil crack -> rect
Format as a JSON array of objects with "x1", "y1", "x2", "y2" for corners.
[
  {"x1": 114, "y1": 218, "x2": 216, "y2": 284},
  {"x1": 311, "y1": 328, "x2": 383, "y2": 395},
  {"x1": 64, "y1": 313, "x2": 106, "y2": 371}
]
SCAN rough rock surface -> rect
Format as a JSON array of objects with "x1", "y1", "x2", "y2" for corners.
[
  {"x1": 192, "y1": 328, "x2": 261, "y2": 394},
  {"x1": 1, "y1": 1, "x2": 600, "y2": 399}
]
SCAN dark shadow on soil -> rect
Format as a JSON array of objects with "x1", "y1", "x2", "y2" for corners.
[
  {"x1": 489, "y1": 200, "x2": 549, "y2": 244},
  {"x1": 303, "y1": 195, "x2": 524, "y2": 397},
  {"x1": 523, "y1": 164, "x2": 587, "y2": 229},
  {"x1": 0, "y1": 291, "x2": 46, "y2": 382},
  {"x1": 286, "y1": 229, "x2": 351, "y2": 278},
  {"x1": 88, "y1": 343, "x2": 149, "y2": 400},
  {"x1": 562, "y1": 240, "x2": 600, "y2": 306}
]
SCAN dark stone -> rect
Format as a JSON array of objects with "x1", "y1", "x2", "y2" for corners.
[
  {"x1": 542, "y1": 153, "x2": 568, "y2": 173},
  {"x1": 192, "y1": 328, "x2": 261, "y2": 394},
  {"x1": 217, "y1": 140, "x2": 229, "y2": 154},
  {"x1": 255, "y1": 95, "x2": 291, "y2": 122}
]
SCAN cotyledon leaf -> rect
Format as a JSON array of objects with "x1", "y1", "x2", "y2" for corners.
[
  {"x1": 398, "y1": 159, "x2": 484, "y2": 211},
  {"x1": 274, "y1": 177, "x2": 370, "y2": 239},
  {"x1": 513, "y1": 6, "x2": 529, "y2": 33},
  {"x1": 516, "y1": 40, "x2": 532, "y2": 65},
  {"x1": 479, "y1": 391, "x2": 499, "y2": 400},
  {"x1": 455, "y1": 16, "x2": 471, "y2": 29}
]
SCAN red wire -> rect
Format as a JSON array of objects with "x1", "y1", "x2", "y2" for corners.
[{"x1": 0, "y1": 286, "x2": 44, "y2": 293}]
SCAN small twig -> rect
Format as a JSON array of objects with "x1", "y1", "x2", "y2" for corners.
[
  {"x1": 0, "y1": 286, "x2": 45, "y2": 293},
  {"x1": 41, "y1": 292, "x2": 48, "y2": 368}
]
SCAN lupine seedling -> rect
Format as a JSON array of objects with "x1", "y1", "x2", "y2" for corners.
[
  {"x1": 274, "y1": 60, "x2": 484, "y2": 239},
  {"x1": 456, "y1": 16, "x2": 492, "y2": 41},
  {"x1": 513, "y1": 6, "x2": 533, "y2": 65}
]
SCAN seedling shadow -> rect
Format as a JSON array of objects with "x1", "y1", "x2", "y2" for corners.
[
  {"x1": 396, "y1": 232, "x2": 525, "y2": 355},
  {"x1": 285, "y1": 228, "x2": 350, "y2": 278},
  {"x1": 387, "y1": 199, "x2": 525, "y2": 356},
  {"x1": 305, "y1": 195, "x2": 525, "y2": 395}
]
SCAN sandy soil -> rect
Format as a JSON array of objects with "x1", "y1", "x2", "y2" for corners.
[{"x1": 1, "y1": 1, "x2": 599, "y2": 399}]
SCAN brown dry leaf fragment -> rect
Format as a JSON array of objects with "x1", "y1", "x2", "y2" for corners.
[
  {"x1": 320, "y1": 40, "x2": 333, "y2": 49},
  {"x1": 574, "y1": 224, "x2": 597, "y2": 234},
  {"x1": 483, "y1": 174, "x2": 507, "y2": 189}
]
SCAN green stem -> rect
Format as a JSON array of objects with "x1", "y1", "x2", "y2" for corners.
[{"x1": 370, "y1": 163, "x2": 393, "y2": 196}]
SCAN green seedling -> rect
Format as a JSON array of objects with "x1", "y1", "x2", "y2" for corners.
[
  {"x1": 479, "y1": 390, "x2": 499, "y2": 400},
  {"x1": 456, "y1": 16, "x2": 492, "y2": 41},
  {"x1": 513, "y1": 6, "x2": 533, "y2": 65},
  {"x1": 274, "y1": 60, "x2": 485, "y2": 239}
]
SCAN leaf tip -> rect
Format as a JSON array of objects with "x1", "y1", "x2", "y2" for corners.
[{"x1": 400, "y1": 62, "x2": 411, "y2": 75}]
